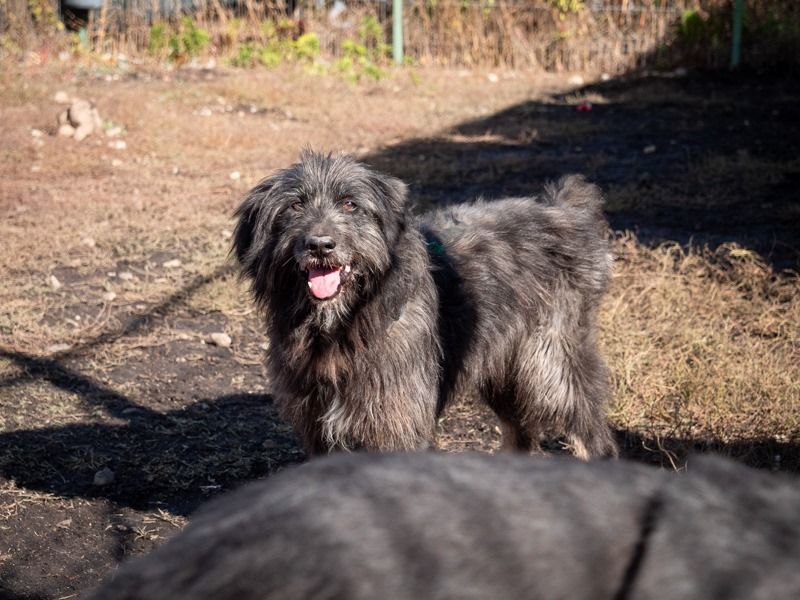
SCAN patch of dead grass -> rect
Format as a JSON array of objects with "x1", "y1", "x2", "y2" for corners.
[{"x1": 603, "y1": 233, "x2": 800, "y2": 444}]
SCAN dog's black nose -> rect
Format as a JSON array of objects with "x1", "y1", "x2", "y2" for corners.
[{"x1": 305, "y1": 235, "x2": 336, "y2": 255}]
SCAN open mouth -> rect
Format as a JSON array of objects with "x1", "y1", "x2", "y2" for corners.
[{"x1": 307, "y1": 264, "x2": 351, "y2": 300}]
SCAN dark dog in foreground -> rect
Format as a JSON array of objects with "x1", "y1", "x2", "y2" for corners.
[
  {"x1": 89, "y1": 452, "x2": 800, "y2": 600},
  {"x1": 233, "y1": 151, "x2": 616, "y2": 457}
]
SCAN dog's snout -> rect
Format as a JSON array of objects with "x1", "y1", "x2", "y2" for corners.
[{"x1": 305, "y1": 235, "x2": 336, "y2": 255}]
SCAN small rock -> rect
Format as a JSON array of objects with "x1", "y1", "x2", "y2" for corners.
[
  {"x1": 209, "y1": 332, "x2": 232, "y2": 348},
  {"x1": 54, "y1": 90, "x2": 71, "y2": 104},
  {"x1": 66, "y1": 99, "x2": 103, "y2": 142},
  {"x1": 102, "y1": 291, "x2": 117, "y2": 302},
  {"x1": 81, "y1": 236, "x2": 96, "y2": 247},
  {"x1": 487, "y1": 73, "x2": 499, "y2": 83},
  {"x1": 93, "y1": 467, "x2": 115, "y2": 486},
  {"x1": 46, "y1": 343, "x2": 72, "y2": 353},
  {"x1": 30, "y1": 128, "x2": 44, "y2": 138},
  {"x1": 229, "y1": 171, "x2": 241, "y2": 181},
  {"x1": 48, "y1": 274, "x2": 62, "y2": 290},
  {"x1": 118, "y1": 271, "x2": 134, "y2": 281},
  {"x1": 58, "y1": 123, "x2": 76, "y2": 137},
  {"x1": 162, "y1": 258, "x2": 182, "y2": 269},
  {"x1": 108, "y1": 140, "x2": 127, "y2": 150},
  {"x1": 643, "y1": 144, "x2": 657, "y2": 154}
]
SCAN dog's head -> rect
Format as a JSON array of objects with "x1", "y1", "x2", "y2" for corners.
[{"x1": 233, "y1": 151, "x2": 409, "y2": 318}]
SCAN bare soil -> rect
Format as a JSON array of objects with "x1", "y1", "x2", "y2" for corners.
[{"x1": 0, "y1": 60, "x2": 798, "y2": 599}]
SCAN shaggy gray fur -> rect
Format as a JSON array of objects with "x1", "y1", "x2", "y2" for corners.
[
  {"x1": 88, "y1": 452, "x2": 800, "y2": 600},
  {"x1": 232, "y1": 151, "x2": 616, "y2": 457}
]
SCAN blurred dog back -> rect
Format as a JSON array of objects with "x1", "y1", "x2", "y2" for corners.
[{"x1": 89, "y1": 452, "x2": 800, "y2": 600}]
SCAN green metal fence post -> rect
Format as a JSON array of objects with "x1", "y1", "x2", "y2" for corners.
[
  {"x1": 392, "y1": 0, "x2": 403, "y2": 65},
  {"x1": 731, "y1": 0, "x2": 743, "y2": 68}
]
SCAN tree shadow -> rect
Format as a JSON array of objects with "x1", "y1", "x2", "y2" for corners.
[
  {"x1": 0, "y1": 263, "x2": 304, "y2": 516},
  {"x1": 365, "y1": 71, "x2": 800, "y2": 270},
  {"x1": 617, "y1": 429, "x2": 799, "y2": 473},
  {"x1": 0, "y1": 386, "x2": 302, "y2": 516}
]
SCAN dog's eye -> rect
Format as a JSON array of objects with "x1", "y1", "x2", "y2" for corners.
[{"x1": 340, "y1": 199, "x2": 357, "y2": 213}]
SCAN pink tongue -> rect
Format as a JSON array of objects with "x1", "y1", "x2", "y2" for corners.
[{"x1": 308, "y1": 267, "x2": 341, "y2": 299}]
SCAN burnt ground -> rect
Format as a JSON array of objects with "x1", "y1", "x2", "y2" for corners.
[{"x1": 0, "y1": 63, "x2": 798, "y2": 599}]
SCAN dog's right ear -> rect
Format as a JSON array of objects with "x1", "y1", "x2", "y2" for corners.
[{"x1": 232, "y1": 179, "x2": 273, "y2": 277}]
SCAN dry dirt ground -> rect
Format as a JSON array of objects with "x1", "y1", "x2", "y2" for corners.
[{"x1": 0, "y1": 59, "x2": 798, "y2": 599}]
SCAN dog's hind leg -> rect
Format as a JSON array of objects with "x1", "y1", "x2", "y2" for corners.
[
  {"x1": 514, "y1": 327, "x2": 618, "y2": 460},
  {"x1": 497, "y1": 418, "x2": 540, "y2": 453}
]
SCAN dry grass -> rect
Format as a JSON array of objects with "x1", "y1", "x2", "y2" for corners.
[{"x1": 604, "y1": 235, "x2": 799, "y2": 445}]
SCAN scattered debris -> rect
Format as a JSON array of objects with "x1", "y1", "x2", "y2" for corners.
[
  {"x1": 48, "y1": 274, "x2": 62, "y2": 290},
  {"x1": 93, "y1": 467, "x2": 115, "y2": 486},
  {"x1": 46, "y1": 343, "x2": 72, "y2": 353},
  {"x1": 54, "y1": 90, "x2": 71, "y2": 104},
  {"x1": 209, "y1": 332, "x2": 232, "y2": 348},
  {"x1": 118, "y1": 271, "x2": 134, "y2": 281},
  {"x1": 108, "y1": 140, "x2": 127, "y2": 150},
  {"x1": 162, "y1": 259, "x2": 182, "y2": 269},
  {"x1": 56, "y1": 518, "x2": 72, "y2": 530},
  {"x1": 81, "y1": 237, "x2": 96, "y2": 247},
  {"x1": 30, "y1": 128, "x2": 44, "y2": 138}
]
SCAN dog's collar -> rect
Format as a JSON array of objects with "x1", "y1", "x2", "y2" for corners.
[{"x1": 427, "y1": 239, "x2": 446, "y2": 256}]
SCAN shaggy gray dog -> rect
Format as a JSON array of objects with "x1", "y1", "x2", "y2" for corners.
[
  {"x1": 233, "y1": 151, "x2": 616, "y2": 457},
  {"x1": 88, "y1": 452, "x2": 800, "y2": 600}
]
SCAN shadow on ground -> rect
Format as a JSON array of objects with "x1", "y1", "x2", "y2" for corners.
[{"x1": 365, "y1": 71, "x2": 800, "y2": 270}]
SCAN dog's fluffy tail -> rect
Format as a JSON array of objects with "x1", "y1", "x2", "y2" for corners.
[{"x1": 544, "y1": 175, "x2": 604, "y2": 214}]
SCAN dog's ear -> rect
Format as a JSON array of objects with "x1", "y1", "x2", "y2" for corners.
[
  {"x1": 370, "y1": 172, "x2": 409, "y2": 244},
  {"x1": 232, "y1": 179, "x2": 273, "y2": 277}
]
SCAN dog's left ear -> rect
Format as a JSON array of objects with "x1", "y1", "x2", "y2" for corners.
[
  {"x1": 232, "y1": 179, "x2": 272, "y2": 278},
  {"x1": 371, "y1": 173, "x2": 409, "y2": 243}
]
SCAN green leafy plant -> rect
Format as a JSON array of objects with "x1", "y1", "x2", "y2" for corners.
[
  {"x1": 149, "y1": 17, "x2": 209, "y2": 62},
  {"x1": 678, "y1": 9, "x2": 706, "y2": 46},
  {"x1": 548, "y1": 0, "x2": 584, "y2": 18},
  {"x1": 336, "y1": 16, "x2": 390, "y2": 82},
  {"x1": 148, "y1": 22, "x2": 167, "y2": 56}
]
